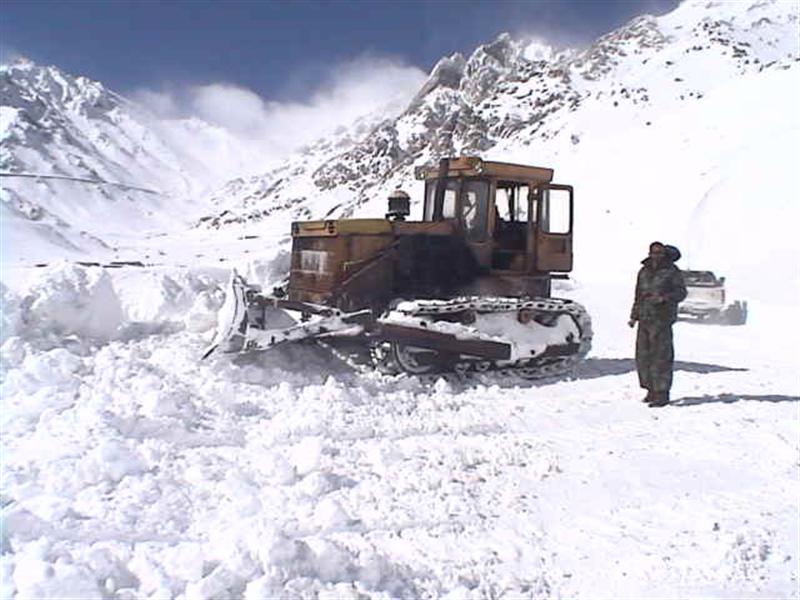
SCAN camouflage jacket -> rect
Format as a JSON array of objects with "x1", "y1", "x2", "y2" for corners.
[{"x1": 630, "y1": 259, "x2": 687, "y2": 323}]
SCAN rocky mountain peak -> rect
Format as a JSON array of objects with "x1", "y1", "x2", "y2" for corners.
[
  {"x1": 1, "y1": 62, "x2": 125, "y2": 125},
  {"x1": 461, "y1": 33, "x2": 526, "y2": 104},
  {"x1": 408, "y1": 53, "x2": 467, "y2": 109}
]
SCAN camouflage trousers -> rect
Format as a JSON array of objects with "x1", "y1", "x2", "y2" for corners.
[{"x1": 635, "y1": 320, "x2": 675, "y2": 392}]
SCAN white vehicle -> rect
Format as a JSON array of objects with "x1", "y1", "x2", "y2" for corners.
[{"x1": 679, "y1": 270, "x2": 747, "y2": 325}]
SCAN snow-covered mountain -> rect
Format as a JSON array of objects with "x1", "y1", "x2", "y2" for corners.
[
  {"x1": 197, "y1": 0, "x2": 799, "y2": 302},
  {"x1": 0, "y1": 60, "x2": 225, "y2": 259},
  {"x1": 0, "y1": 57, "x2": 424, "y2": 264},
  {"x1": 202, "y1": 0, "x2": 797, "y2": 217}
]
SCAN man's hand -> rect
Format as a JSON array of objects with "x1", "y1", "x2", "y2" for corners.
[{"x1": 628, "y1": 318, "x2": 637, "y2": 328}]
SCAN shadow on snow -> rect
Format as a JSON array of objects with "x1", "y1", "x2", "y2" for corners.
[
  {"x1": 572, "y1": 357, "x2": 747, "y2": 381},
  {"x1": 222, "y1": 348, "x2": 754, "y2": 394},
  {"x1": 671, "y1": 393, "x2": 799, "y2": 406}
]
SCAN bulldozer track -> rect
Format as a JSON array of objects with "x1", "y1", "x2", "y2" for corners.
[{"x1": 370, "y1": 296, "x2": 592, "y2": 379}]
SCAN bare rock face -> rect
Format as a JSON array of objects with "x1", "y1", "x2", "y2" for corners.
[{"x1": 571, "y1": 16, "x2": 668, "y2": 81}]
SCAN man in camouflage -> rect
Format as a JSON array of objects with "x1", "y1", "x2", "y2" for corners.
[{"x1": 628, "y1": 242, "x2": 687, "y2": 407}]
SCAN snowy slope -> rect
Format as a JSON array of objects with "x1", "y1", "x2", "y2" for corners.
[
  {"x1": 0, "y1": 59, "x2": 424, "y2": 267},
  {"x1": 0, "y1": 263, "x2": 797, "y2": 599},
  {"x1": 0, "y1": 63, "x2": 370, "y2": 264},
  {"x1": 0, "y1": 61, "x2": 218, "y2": 260},
  {"x1": 1, "y1": 0, "x2": 799, "y2": 598}
]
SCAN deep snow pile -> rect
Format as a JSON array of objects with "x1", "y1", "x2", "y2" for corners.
[{"x1": 1, "y1": 263, "x2": 798, "y2": 599}]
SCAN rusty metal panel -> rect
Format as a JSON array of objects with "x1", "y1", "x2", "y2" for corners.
[
  {"x1": 289, "y1": 236, "x2": 346, "y2": 296},
  {"x1": 288, "y1": 220, "x2": 396, "y2": 309},
  {"x1": 290, "y1": 272, "x2": 336, "y2": 293},
  {"x1": 535, "y1": 235, "x2": 573, "y2": 272},
  {"x1": 391, "y1": 220, "x2": 455, "y2": 236},
  {"x1": 288, "y1": 288, "x2": 330, "y2": 305},
  {"x1": 335, "y1": 219, "x2": 393, "y2": 234},
  {"x1": 294, "y1": 219, "x2": 393, "y2": 237},
  {"x1": 293, "y1": 220, "x2": 337, "y2": 237},
  {"x1": 415, "y1": 157, "x2": 553, "y2": 184},
  {"x1": 346, "y1": 233, "x2": 394, "y2": 268}
]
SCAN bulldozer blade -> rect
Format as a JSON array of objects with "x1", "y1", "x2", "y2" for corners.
[
  {"x1": 237, "y1": 306, "x2": 372, "y2": 353},
  {"x1": 202, "y1": 270, "x2": 250, "y2": 358},
  {"x1": 203, "y1": 269, "x2": 376, "y2": 358}
]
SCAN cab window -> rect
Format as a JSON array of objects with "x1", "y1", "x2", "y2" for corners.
[
  {"x1": 493, "y1": 182, "x2": 531, "y2": 252},
  {"x1": 461, "y1": 180, "x2": 489, "y2": 241},
  {"x1": 496, "y1": 184, "x2": 531, "y2": 223},
  {"x1": 540, "y1": 187, "x2": 572, "y2": 234},
  {"x1": 424, "y1": 179, "x2": 459, "y2": 221}
]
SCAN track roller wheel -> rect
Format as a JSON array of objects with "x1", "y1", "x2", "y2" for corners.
[{"x1": 391, "y1": 342, "x2": 441, "y2": 375}]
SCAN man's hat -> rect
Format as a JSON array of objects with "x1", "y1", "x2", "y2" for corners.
[{"x1": 664, "y1": 244, "x2": 681, "y2": 262}]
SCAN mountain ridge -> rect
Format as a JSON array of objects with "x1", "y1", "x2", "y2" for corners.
[{"x1": 197, "y1": 0, "x2": 798, "y2": 232}]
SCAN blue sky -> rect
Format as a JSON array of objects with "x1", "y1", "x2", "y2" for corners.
[{"x1": 2, "y1": 0, "x2": 680, "y2": 101}]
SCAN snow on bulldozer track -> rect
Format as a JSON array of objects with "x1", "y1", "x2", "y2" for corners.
[{"x1": 1, "y1": 263, "x2": 797, "y2": 599}]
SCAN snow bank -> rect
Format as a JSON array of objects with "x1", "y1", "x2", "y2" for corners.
[
  {"x1": 3, "y1": 262, "x2": 124, "y2": 345},
  {"x1": 0, "y1": 264, "x2": 230, "y2": 366},
  {"x1": 0, "y1": 305, "x2": 796, "y2": 598},
  {"x1": 242, "y1": 250, "x2": 291, "y2": 291},
  {"x1": 110, "y1": 269, "x2": 223, "y2": 332},
  {"x1": 1, "y1": 282, "x2": 23, "y2": 342}
]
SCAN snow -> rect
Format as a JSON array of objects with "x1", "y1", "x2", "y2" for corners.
[
  {"x1": 1, "y1": 262, "x2": 797, "y2": 598},
  {"x1": 19, "y1": 262, "x2": 124, "y2": 341},
  {"x1": 2, "y1": 0, "x2": 800, "y2": 597}
]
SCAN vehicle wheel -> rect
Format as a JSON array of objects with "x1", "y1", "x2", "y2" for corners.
[
  {"x1": 391, "y1": 342, "x2": 440, "y2": 375},
  {"x1": 515, "y1": 358, "x2": 572, "y2": 380},
  {"x1": 515, "y1": 365, "x2": 543, "y2": 380}
]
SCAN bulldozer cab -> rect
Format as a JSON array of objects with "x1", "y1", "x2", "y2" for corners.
[{"x1": 416, "y1": 157, "x2": 573, "y2": 274}]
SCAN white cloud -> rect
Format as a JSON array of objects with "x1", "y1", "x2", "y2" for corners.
[
  {"x1": 132, "y1": 88, "x2": 180, "y2": 116},
  {"x1": 521, "y1": 37, "x2": 559, "y2": 62},
  {"x1": 191, "y1": 84, "x2": 269, "y2": 136},
  {"x1": 134, "y1": 55, "x2": 427, "y2": 183},
  {"x1": 0, "y1": 45, "x2": 31, "y2": 66}
]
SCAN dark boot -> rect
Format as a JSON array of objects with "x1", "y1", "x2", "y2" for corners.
[
  {"x1": 642, "y1": 390, "x2": 653, "y2": 403},
  {"x1": 648, "y1": 391, "x2": 670, "y2": 407}
]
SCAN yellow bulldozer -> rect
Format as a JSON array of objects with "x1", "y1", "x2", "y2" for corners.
[{"x1": 205, "y1": 156, "x2": 591, "y2": 377}]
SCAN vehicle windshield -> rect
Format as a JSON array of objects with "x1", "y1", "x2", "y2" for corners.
[
  {"x1": 424, "y1": 179, "x2": 459, "y2": 221},
  {"x1": 683, "y1": 271, "x2": 718, "y2": 285},
  {"x1": 461, "y1": 179, "x2": 489, "y2": 241}
]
